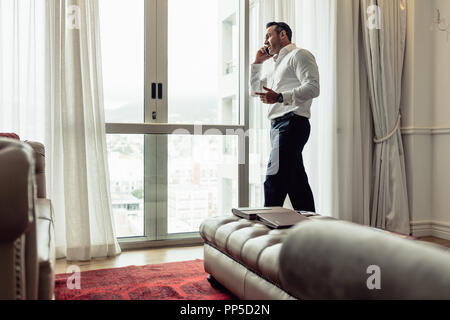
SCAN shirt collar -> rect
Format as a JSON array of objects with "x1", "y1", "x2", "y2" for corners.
[{"x1": 273, "y1": 43, "x2": 297, "y2": 62}]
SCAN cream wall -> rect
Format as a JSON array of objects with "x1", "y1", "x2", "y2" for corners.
[
  {"x1": 433, "y1": 0, "x2": 450, "y2": 127},
  {"x1": 402, "y1": 0, "x2": 450, "y2": 239},
  {"x1": 431, "y1": 0, "x2": 450, "y2": 238}
]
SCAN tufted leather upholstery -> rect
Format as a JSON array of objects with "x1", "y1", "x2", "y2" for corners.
[
  {"x1": 202, "y1": 214, "x2": 450, "y2": 300},
  {"x1": 200, "y1": 214, "x2": 335, "y2": 299}
]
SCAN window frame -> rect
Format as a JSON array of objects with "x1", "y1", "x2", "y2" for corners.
[{"x1": 104, "y1": 0, "x2": 250, "y2": 248}]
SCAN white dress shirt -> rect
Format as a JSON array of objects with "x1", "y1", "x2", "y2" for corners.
[{"x1": 250, "y1": 43, "x2": 320, "y2": 120}]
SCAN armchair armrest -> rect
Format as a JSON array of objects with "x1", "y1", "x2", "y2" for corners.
[
  {"x1": 25, "y1": 141, "x2": 46, "y2": 198},
  {"x1": 0, "y1": 139, "x2": 35, "y2": 242}
]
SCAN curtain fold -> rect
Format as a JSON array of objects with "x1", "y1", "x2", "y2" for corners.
[
  {"x1": 46, "y1": 0, "x2": 121, "y2": 260},
  {"x1": 360, "y1": 0, "x2": 410, "y2": 234},
  {"x1": 335, "y1": 0, "x2": 374, "y2": 225}
]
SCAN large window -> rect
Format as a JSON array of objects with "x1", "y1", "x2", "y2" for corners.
[
  {"x1": 100, "y1": 0, "x2": 248, "y2": 244},
  {"x1": 167, "y1": 135, "x2": 239, "y2": 234},
  {"x1": 106, "y1": 134, "x2": 144, "y2": 238}
]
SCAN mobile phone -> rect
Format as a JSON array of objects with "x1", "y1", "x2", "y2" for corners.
[{"x1": 265, "y1": 47, "x2": 272, "y2": 56}]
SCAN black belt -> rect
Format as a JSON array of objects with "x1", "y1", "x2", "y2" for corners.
[{"x1": 271, "y1": 112, "x2": 295, "y2": 125}]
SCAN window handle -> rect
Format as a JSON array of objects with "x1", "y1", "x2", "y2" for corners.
[
  {"x1": 158, "y1": 83, "x2": 163, "y2": 100},
  {"x1": 152, "y1": 83, "x2": 156, "y2": 99}
]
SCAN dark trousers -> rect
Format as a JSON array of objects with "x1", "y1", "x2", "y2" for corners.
[{"x1": 264, "y1": 112, "x2": 316, "y2": 212}]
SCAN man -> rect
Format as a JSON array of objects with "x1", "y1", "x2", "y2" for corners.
[{"x1": 251, "y1": 22, "x2": 319, "y2": 212}]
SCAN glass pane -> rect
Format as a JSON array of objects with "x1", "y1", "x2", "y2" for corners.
[
  {"x1": 99, "y1": 0, "x2": 144, "y2": 123},
  {"x1": 168, "y1": 0, "x2": 240, "y2": 125},
  {"x1": 167, "y1": 135, "x2": 239, "y2": 234},
  {"x1": 107, "y1": 134, "x2": 145, "y2": 238}
]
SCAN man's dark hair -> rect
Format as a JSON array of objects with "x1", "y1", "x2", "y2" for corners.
[{"x1": 266, "y1": 22, "x2": 292, "y2": 42}]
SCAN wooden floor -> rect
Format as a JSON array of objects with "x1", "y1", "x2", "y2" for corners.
[
  {"x1": 418, "y1": 236, "x2": 450, "y2": 249},
  {"x1": 55, "y1": 245, "x2": 204, "y2": 274},
  {"x1": 55, "y1": 237, "x2": 450, "y2": 274}
]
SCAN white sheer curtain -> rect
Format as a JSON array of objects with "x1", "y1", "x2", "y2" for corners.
[
  {"x1": 0, "y1": 0, "x2": 46, "y2": 142},
  {"x1": 46, "y1": 0, "x2": 121, "y2": 260},
  {"x1": 293, "y1": 0, "x2": 376, "y2": 224},
  {"x1": 294, "y1": 0, "x2": 338, "y2": 217},
  {"x1": 0, "y1": 0, "x2": 121, "y2": 261}
]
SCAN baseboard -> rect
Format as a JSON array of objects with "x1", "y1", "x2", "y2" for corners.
[
  {"x1": 410, "y1": 220, "x2": 450, "y2": 240},
  {"x1": 410, "y1": 221, "x2": 433, "y2": 237},
  {"x1": 431, "y1": 221, "x2": 450, "y2": 240}
]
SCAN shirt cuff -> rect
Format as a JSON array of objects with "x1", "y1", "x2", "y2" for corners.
[
  {"x1": 251, "y1": 63, "x2": 263, "y2": 73},
  {"x1": 281, "y1": 91, "x2": 293, "y2": 105}
]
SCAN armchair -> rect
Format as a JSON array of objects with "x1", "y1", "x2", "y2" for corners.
[{"x1": 0, "y1": 138, "x2": 55, "y2": 300}]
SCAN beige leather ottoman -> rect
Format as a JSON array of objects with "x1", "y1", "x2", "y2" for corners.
[
  {"x1": 202, "y1": 215, "x2": 450, "y2": 300},
  {"x1": 199, "y1": 214, "x2": 334, "y2": 300}
]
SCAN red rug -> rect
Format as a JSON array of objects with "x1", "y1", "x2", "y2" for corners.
[{"x1": 54, "y1": 259, "x2": 236, "y2": 300}]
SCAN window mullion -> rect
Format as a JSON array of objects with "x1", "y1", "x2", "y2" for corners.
[{"x1": 144, "y1": 0, "x2": 158, "y2": 240}]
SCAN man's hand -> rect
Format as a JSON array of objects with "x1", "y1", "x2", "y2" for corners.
[
  {"x1": 253, "y1": 47, "x2": 272, "y2": 64},
  {"x1": 255, "y1": 87, "x2": 280, "y2": 104}
]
